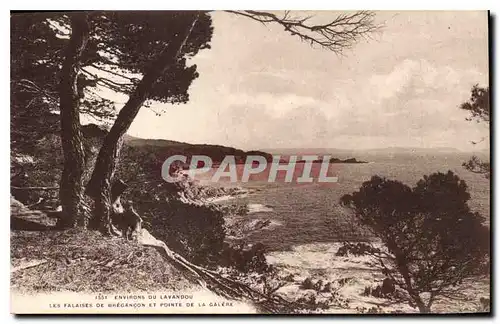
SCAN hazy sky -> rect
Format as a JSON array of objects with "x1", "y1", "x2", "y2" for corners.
[{"x1": 122, "y1": 11, "x2": 489, "y2": 151}]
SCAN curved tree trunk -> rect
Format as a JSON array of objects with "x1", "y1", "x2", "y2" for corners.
[
  {"x1": 58, "y1": 13, "x2": 90, "y2": 228},
  {"x1": 86, "y1": 14, "x2": 200, "y2": 235}
]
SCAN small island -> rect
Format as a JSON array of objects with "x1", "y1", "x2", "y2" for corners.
[
  {"x1": 329, "y1": 157, "x2": 368, "y2": 164},
  {"x1": 295, "y1": 157, "x2": 368, "y2": 164}
]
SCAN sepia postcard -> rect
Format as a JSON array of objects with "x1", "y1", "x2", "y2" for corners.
[{"x1": 10, "y1": 10, "x2": 490, "y2": 315}]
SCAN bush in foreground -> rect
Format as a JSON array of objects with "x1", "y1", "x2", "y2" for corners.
[{"x1": 340, "y1": 171, "x2": 490, "y2": 313}]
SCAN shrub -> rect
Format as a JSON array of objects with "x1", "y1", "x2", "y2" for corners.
[
  {"x1": 219, "y1": 242, "x2": 271, "y2": 273},
  {"x1": 147, "y1": 199, "x2": 226, "y2": 266}
]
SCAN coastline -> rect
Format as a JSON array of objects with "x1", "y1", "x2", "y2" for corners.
[{"x1": 194, "y1": 181, "x2": 490, "y2": 314}]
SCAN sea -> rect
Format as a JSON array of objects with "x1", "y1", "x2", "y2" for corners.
[
  {"x1": 203, "y1": 151, "x2": 491, "y2": 313},
  {"x1": 237, "y1": 151, "x2": 490, "y2": 249}
]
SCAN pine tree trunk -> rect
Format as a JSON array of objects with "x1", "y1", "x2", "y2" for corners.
[
  {"x1": 86, "y1": 14, "x2": 200, "y2": 234},
  {"x1": 58, "y1": 13, "x2": 90, "y2": 228}
]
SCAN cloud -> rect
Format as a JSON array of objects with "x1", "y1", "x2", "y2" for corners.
[
  {"x1": 367, "y1": 59, "x2": 483, "y2": 104},
  {"x1": 205, "y1": 58, "x2": 488, "y2": 150},
  {"x1": 126, "y1": 12, "x2": 489, "y2": 151}
]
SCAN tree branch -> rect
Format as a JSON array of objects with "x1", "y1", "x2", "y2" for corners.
[
  {"x1": 226, "y1": 10, "x2": 380, "y2": 54},
  {"x1": 89, "y1": 63, "x2": 138, "y2": 82},
  {"x1": 11, "y1": 186, "x2": 59, "y2": 191},
  {"x1": 81, "y1": 68, "x2": 134, "y2": 93}
]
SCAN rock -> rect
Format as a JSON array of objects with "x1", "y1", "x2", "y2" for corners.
[
  {"x1": 300, "y1": 277, "x2": 315, "y2": 290},
  {"x1": 381, "y1": 277, "x2": 395, "y2": 295},
  {"x1": 10, "y1": 197, "x2": 57, "y2": 229},
  {"x1": 479, "y1": 297, "x2": 490, "y2": 311},
  {"x1": 322, "y1": 282, "x2": 332, "y2": 292},
  {"x1": 314, "y1": 279, "x2": 324, "y2": 292},
  {"x1": 372, "y1": 286, "x2": 382, "y2": 298}
]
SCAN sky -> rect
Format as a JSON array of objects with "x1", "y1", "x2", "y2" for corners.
[{"x1": 120, "y1": 11, "x2": 489, "y2": 151}]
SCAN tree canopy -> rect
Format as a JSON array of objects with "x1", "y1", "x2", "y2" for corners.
[
  {"x1": 460, "y1": 84, "x2": 490, "y2": 123},
  {"x1": 459, "y1": 84, "x2": 490, "y2": 179},
  {"x1": 12, "y1": 10, "x2": 379, "y2": 233},
  {"x1": 339, "y1": 171, "x2": 489, "y2": 313},
  {"x1": 11, "y1": 11, "x2": 214, "y2": 125}
]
